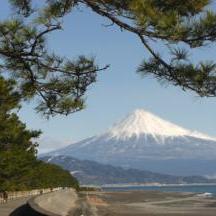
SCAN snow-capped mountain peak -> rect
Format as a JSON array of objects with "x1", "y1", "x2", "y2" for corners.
[
  {"x1": 44, "y1": 109, "x2": 216, "y2": 176},
  {"x1": 107, "y1": 109, "x2": 215, "y2": 141}
]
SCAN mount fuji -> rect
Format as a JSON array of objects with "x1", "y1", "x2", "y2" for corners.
[{"x1": 44, "y1": 109, "x2": 216, "y2": 176}]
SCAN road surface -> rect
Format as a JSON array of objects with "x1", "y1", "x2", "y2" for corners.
[{"x1": 0, "y1": 197, "x2": 43, "y2": 216}]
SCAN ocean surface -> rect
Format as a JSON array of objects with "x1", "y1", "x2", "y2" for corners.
[{"x1": 103, "y1": 185, "x2": 216, "y2": 196}]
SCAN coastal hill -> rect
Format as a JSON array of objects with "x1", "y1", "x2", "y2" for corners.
[
  {"x1": 41, "y1": 155, "x2": 216, "y2": 185},
  {"x1": 44, "y1": 109, "x2": 216, "y2": 176}
]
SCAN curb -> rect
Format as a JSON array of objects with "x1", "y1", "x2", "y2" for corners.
[{"x1": 28, "y1": 194, "x2": 61, "y2": 216}]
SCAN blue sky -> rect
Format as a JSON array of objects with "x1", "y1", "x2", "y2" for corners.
[{"x1": 1, "y1": 2, "x2": 216, "y2": 153}]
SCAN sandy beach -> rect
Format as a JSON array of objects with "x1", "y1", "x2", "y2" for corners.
[{"x1": 80, "y1": 190, "x2": 216, "y2": 216}]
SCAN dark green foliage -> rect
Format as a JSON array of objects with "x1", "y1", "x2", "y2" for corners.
[
  {"x1": 0, "y1": 150, "x2": 79, "y2": 191},
  {"x1": 9, "y1": 0, "x2": 33, "y2": 17},
  {"x1": 29, "y1": 161, "x2": 79, "y2": 191},
  {"x1": 0, "y1": 77, "x2": 21, "y2": 113},
  {"x1": 0, "y1": 0, "x2": 110, "y2": 117},
  {"x1": 8, "y1": 0, "x2": 216, "y2": 99},
  {"x1": 0, "y1": 149, "x2": 37, "y2": 191},
  {"x1": 0, "y1": 17, "x2": 104, "y2": 117},
  {"x1": 0, "y1": 77, "x2": 79, "y2": 191},
  {"x1": 85, "y1": 0, "x2": 216, "y2": 97},
  {"x1": 0, "y1": 77, "x2": 40, "y2": 153}
]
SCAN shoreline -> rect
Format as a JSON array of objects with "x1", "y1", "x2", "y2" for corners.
[
  {"x1": 101, "y1": 184, "x2": 216, "y2": 198},
  {"x1": 81, "y1": 189, "x2": 216, "y2": 216},
  {"x1": 102, "y1": 183, "x2": 216, "y2": 187},
  {"x1": 82, "y1": 183, "x2": 216, "y2": 188}
]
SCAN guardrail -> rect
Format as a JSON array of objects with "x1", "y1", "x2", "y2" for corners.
[{"x1": 0, "y1": 187, "x2": 64, "y2": 204}]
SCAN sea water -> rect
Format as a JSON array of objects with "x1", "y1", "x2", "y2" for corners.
[{"x1": 103, "y1": 184, "x2": 216, "y2": 197}]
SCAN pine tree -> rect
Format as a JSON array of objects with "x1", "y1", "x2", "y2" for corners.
[
  {"x1": 3, "y1": 0, "x2": 216, "y2": 111},
  {"x1": 0, "y1": 77, "x2": 79, "y2": 191},
  {"x1": 0, "y1": 77, "x2": 39, "y2": 190}
]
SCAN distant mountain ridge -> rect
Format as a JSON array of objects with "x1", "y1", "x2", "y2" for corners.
[
  {"x1": 44, "y1": 109, "x2": 216, "y2": 176},
  {"x1": 41, "y1": 155, "x2": 216, "y2": 185}
]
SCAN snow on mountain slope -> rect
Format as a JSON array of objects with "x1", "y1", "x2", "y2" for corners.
[
  {"x1": 105, "y1": 109, "x2": 216, "y2": 142},
  {"x1": 44, "y1": 109, "x2": 216, "y2": 175}
]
